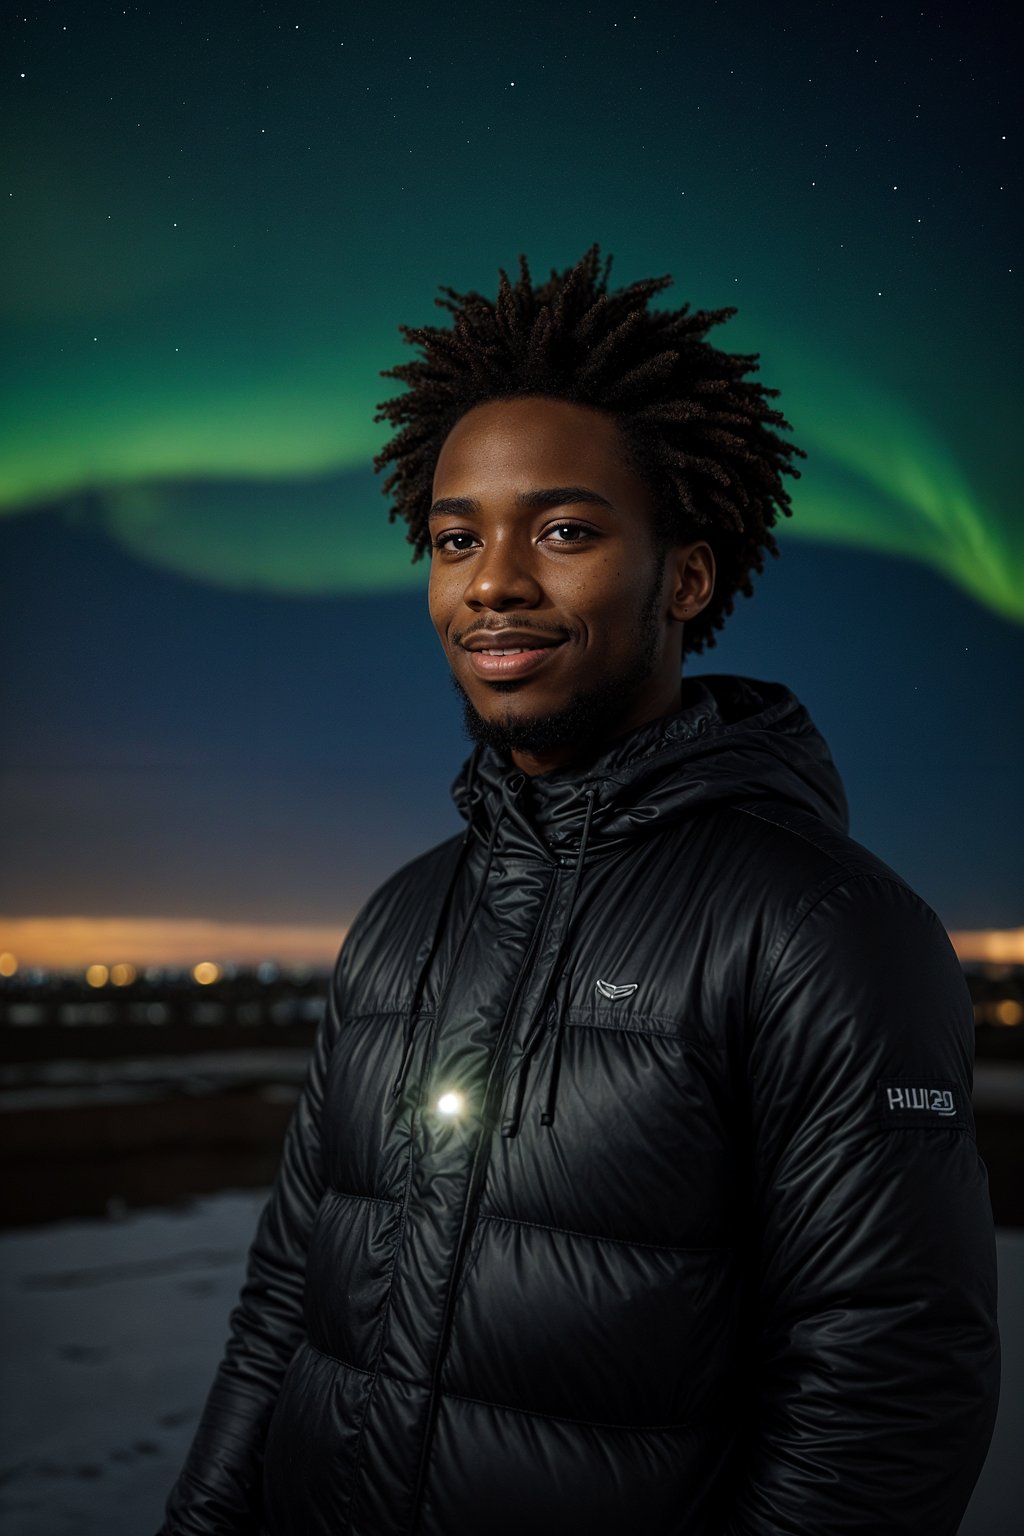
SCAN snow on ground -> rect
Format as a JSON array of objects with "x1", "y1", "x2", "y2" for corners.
[
  {"x1": 0, "y1": 1190, "x2": 267, "y2": 1535},
  {"x1": 0, "y1": 1196, "x2": 1021, "y2": 1535}
]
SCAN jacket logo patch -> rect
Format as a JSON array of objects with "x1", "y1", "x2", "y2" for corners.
[
  {"x1": 595, "y1": 979, "x2": 638, "y2": 1000},
  {"x1": 878, "y1": 1079, "x2": 964, "y2": 1127}
]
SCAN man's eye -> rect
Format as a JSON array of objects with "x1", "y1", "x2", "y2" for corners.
[
  {"x1": 545, "y1": 523, "x2": 595, "y2": 543},
  {"x1": 433, "y1": 531, "x2": 477, "y2": 552}
]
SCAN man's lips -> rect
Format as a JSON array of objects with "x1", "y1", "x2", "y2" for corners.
[
  {"x1": 459, "y1": 633, "x2": 567, "y2": 681},
  {"x1": 466, "y1": 642, "x2": 564, "y2": 678}
]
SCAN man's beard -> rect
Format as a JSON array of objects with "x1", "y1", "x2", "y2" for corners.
[{"x1": 450, "y1": 556, "x2": 669, "y2": 764}]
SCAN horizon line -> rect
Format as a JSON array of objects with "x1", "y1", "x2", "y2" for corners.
[{"x1": 1, "y1": 915, "x2": 1022, "y2": 970}]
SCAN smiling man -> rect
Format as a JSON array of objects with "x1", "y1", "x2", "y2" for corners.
[
  {"x1": 161, "y1": 246, "x2": 999, "y2": 1535},
  {"x1": 428, "y1": 393, "x2": 713, "y2": 774}
]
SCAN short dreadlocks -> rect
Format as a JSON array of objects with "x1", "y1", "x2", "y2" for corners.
[{"x1": 373, "y1": 243, "x2": 805, "y2": 656}]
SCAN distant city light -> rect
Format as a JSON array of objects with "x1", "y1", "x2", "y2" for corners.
[
  {"x1": 995, "y1": 999, "x2": 1023, "y2": 1027},
  {"x1": 0, "y1": 952, "x2": 17, "y2": 977},
  {"x1": 85, "y1": 964, "x2": 109, "y2": 988},
  {"x1": 193, "y1": 961, "x2": 222, "y2": 986},
  {"x1": 110, "y1": 962, "x2": 137, "y2": 986}
]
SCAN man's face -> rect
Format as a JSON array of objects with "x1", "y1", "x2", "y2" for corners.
[{"x1": 427, "y1": 395, "x2": 712, "y2": 775}]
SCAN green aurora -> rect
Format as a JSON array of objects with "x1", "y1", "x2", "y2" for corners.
[
  {"x1": 4, "y1": 322, "x2": 1018, "y2": 622},
  {"x1": 2, "y1": 2, "x2": 1018, "y2": 619}
]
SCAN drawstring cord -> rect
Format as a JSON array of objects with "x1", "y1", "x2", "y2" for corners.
[{"x1": 500, "y1": 787, "x2": 596, "y2": 1138}]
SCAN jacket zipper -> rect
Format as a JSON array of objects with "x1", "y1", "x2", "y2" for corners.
[{"x1": 408, "y1": 864, "x2": 561, "y2": 1530}]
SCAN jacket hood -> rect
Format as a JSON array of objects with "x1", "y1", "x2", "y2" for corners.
[{"x1": 450, "y1": 673, "x2": 849, "y2": 859}]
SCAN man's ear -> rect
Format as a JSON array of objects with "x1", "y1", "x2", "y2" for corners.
[{"x1": 667, "y1": 541, "x2": 716, "y2": 621}]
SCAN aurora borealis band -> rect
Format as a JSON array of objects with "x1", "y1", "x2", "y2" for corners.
[
  {"x1": 1, "y1": 1, "x2": 1021, "y2": 946},
  {"x1": 2, "y1": 2, "x2": 1020, "y2": 613}
]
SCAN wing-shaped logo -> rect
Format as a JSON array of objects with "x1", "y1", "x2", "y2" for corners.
[{"x1": 595, "y1": 979, "x2": 638, "y2": 1001}]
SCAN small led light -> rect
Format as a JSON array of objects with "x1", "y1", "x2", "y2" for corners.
[{"x1": 436, "y1": 1091, "x2": 464, "y2": 1118}]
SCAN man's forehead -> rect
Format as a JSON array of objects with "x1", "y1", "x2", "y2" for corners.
[{"x1": 430, "y1": 396, "x2": 634, "y2": 502}]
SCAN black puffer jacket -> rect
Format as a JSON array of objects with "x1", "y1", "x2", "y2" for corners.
[{"x1": 161, "y1": 674, "x2": 1000, "y2": 1536}]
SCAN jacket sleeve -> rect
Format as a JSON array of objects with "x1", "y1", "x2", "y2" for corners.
[
  {"x1": 157, "y1": 944, "x2": 348, "y2": 1535},
  {"x1": 723, "y1": 873, "x2": 1000, "y2": 1536}
]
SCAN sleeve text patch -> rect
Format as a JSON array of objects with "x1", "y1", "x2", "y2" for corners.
[{"x1": 877, "y1": 1078, "x2": 971, "y2": 1131}]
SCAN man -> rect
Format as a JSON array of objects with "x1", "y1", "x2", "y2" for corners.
[{"x1": 161, "y1": 245, "x2": 999, "y2": 1535}]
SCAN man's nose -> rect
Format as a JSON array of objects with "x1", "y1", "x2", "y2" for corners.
[{"x1": 462, "y1": 535, "x2": 542, "y2": 610}]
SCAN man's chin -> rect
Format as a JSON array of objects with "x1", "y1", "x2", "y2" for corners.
[{"x1": 450, "y1": 673, "x2": 631, "y2": 760}]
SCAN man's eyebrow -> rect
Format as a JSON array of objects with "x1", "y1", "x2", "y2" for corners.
[
  {"x1": 518, "y1": 486, "x2": 614, "y2": 513},
  {"x1": 427, "y1": 486, "x2": 613, "y2": 522}
]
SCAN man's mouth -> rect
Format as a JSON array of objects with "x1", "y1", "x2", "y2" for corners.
[
  {"x1": 477, "y1": 646, "x2": 542, "y2": 656},
  {"x1": 463, "y1": 643, "x2": 565, "y2": 680}
]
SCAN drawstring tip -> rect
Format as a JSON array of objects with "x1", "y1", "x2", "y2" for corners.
[{"x1": 539, "y1": 1109, "x2": 554, "y2": 1126}]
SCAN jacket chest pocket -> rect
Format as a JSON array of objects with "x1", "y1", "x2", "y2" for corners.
[{"x1": 485, "y1": 1011, "x2": 735, "y2": 1252}]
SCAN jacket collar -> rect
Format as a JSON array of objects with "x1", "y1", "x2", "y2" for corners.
[{"x1": 450, "y1": 673, "x2": 849, "y2": 859}]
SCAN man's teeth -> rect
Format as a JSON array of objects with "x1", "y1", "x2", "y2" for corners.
[{"x1": 483, "y1": 647, "x2": 530, "y2": 655}]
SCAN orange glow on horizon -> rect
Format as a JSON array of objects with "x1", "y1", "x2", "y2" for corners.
[
  {"x1": 0, "y1": 916, "x2": 1020, "y2": 972},
  {"x1": 0, "y1": 916, "x2": 348, "y2": 970},
  {"x1": 946, "y1": 928, "x2": 1024, "y2": 965}
]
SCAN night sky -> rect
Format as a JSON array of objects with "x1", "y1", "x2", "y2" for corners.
[{"x1": 1, "y1": 1, "x2": 1020, "y2": 960}]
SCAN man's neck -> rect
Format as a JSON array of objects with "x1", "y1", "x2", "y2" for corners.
[{"x1": 510, "y1": 681, "x2": 687, "y2": 778}]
